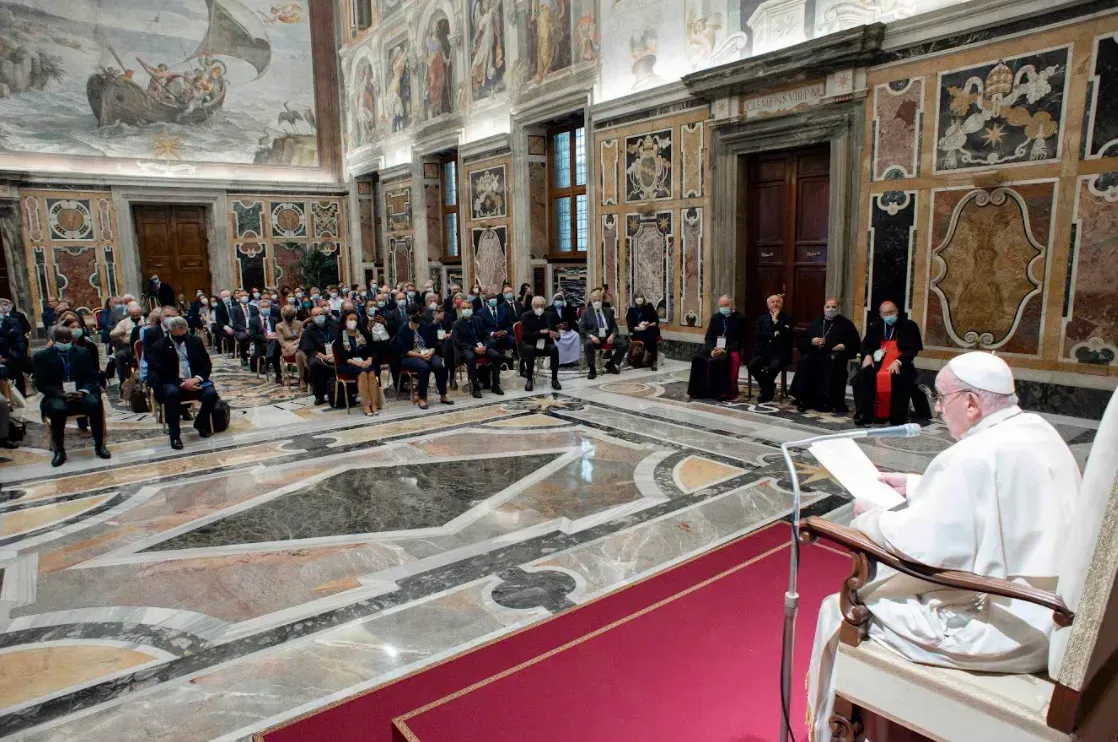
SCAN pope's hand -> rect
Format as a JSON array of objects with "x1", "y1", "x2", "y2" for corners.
[
  {"x1": 852, "y1": 498, "x2": 874, "y2": 517},
  {"x1": 878, "y1": 472, "x2": 909, "y2": 497}
]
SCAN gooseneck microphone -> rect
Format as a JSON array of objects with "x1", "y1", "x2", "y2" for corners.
[{"x1": 776, "y1": 422, "x2": 921, "y2": 742}]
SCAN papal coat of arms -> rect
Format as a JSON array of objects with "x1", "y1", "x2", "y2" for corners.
[{"x1": 625, "y1": 130, "x2": 672, "y2": 201}]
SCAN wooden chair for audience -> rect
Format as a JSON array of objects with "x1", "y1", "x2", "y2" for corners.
[
  {"x1": 798, "y1": 390, "x2": 1118, "y2": 742},
  {"x1": 512, "y1": 321, "x2": 548, "y2": 385},
  {"x1": 744, "y1": 366, "x2": 788, "y2": 401},
  {"x1": 331, "y1": 346, "x2": 360, "y2": 414}
]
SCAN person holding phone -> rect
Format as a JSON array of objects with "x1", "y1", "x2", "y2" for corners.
[{"x1": 148, "y1": 316, "x2": 219, "y2": 450}]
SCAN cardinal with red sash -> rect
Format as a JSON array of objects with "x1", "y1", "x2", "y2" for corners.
[{"x1": 854, "y1": 301, "x2": 931, "y2": 426}]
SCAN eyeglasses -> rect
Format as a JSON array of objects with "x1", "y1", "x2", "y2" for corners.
[{"x1": 923, "y1": 385, "x2": 970, "y2": 408}]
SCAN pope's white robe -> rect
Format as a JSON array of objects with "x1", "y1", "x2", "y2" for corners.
[{"x1": 807, "y1": 406, "x2": 1081, "y2": 741}]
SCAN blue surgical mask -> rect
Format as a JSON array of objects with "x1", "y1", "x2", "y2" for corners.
[
  {"x1": 882, "y1": 314, "x2": 898, "y2": 326},
  {"x1": 72, "y1": 328, "x2": 84, "y2": 339},
  {"x1": 54, "y1": 341, "x2": 72, "y2": 351},
  {"x1": 554, "y1": 299, "x2": 565, "y2": 308},
  {"x1": 397, "y1": 299, "x2": 407, "y2": 309},
  {"x1": 488, "y1": 298, "x2": 497, "y2": 307},
  {"x1": 462, "y1": 308, "x2": 473, "y2": 318},
  {"x1": 367, "y1": 308, "x2": 376, "y2": 316},
  {"x1": 823, "y1": 309, "x2": 838, "y2": 320},
  {"x1": 719, "y1": 306, "x2": 732, "y2": 316},
  {"x1": 504, "y1": 292, "x2": 513, "y2": 301},
  {"x1": 467, "y1": 294, "x2": 476, "y2": 302},
  {"x1": 313, "y1": 315, "x2": 327, "y2": 326},
  {"x1": 377, "y1": 301, "x2": 386, "y2": 308}
]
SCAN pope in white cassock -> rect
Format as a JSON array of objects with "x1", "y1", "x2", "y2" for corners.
[{"x1": 807, "y1": 352, "x2": 1081, "y2": 741}]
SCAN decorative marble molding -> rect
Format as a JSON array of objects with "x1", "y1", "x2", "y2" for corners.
[
  {"x1": 866, "y1": 190, "x2": 917, "y2": 325},
  {"x1": 880, "y1": 0, "x2": 1092, "y2": 53},
  {"x1": 1062, "y1": 173, "x2": 1118, "y2": 366},
  {"x1": 872, "y1": 78, "x2": 923, "y2": 180}
]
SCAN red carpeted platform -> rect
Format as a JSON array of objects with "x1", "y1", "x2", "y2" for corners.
[{"x1": 257, "y1": 522, "x2": 849, "y2": 742}]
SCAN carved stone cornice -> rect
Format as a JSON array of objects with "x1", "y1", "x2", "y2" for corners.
[{"x1": 682, "y1": 24, "x2": 884, "y2": 100}]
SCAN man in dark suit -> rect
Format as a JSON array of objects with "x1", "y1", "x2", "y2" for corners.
[
  {"x1": 453, "y1": 303, "x2": 504, "y2": 398},
  {"x1": 148, "y1": 316, "x2": 219, "y2": 450},
  {"x1": 478, "y1": 292, "x2": 516, "y2": 355},
  {"x1": 747, "y1": 294, "x2": 795, "y2": 403},
  {"x1": 501, "y1": 283, "x2": 523, "y2": 321},
  {"x1": 0, "y1": 298, "x2": 30, "y2": 396},
  {"x1": 214, "y1": 290, "x2": 236, "y2": 354},
  {"x1": 519, "y1": 296, "x2": 561, "y2": 392},
  {"x1": 299, "y1": 306, "x2": 335, "y2": 405},
  {"x1": 249, "y1": 298, "x2": 283, "y2": 383},
  {"x1": 790, "y1": 297, "x2": 861, "y2": 414},
  {"x1": 579, "y1": 290, "x2": 629, "y2": 379},
  {"x1": 231, "y1": 292, "x2": 257, "y2": 366},
  {"x1": 688, "y1": 295, "x2": 746, "y2": 401},
  {"x1": 392, "y1": 310, "x2": 453, "y2": 409},
  {"x1": 148, "y1": 275, "x2": 176, "y2": 307},
  {"x1": 33, "y1": 325, "x2": 111, "y2": 466},
  {"x1": 854, "y1": 300, "x2": 932, "y2": 426},
  {"x1": 386, "y1": 292, "x2": 410, "y2": 336}
]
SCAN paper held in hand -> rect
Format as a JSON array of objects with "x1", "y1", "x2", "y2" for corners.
[{"x1": 809, "y1": 439, "x2": 905, "y2": 510}]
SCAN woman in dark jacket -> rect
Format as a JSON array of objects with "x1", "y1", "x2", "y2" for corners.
[
  {"x1": 333, "y1": 309, "x2": 380, "y2": 416},
  {"x1": 626, "y1": 293, "x2": 660, "y2": 369},
  {"x1": 687, "y1": 297, "x2": 745, "y2": 401}
]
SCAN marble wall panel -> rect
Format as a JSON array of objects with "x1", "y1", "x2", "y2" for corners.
[
  {"x1": 625, "y1": 130, "x2": 673, "y2": 202},
  {"x1": 237, "y1": 242, "x2": 268, "y2": 291},
  {"x1": 872, "y1": 78, "x2": 923, "y2": 180},
  {"x1": 680, "y1": 206, "x2": 702, "y2": 327},
  {"x1": 103, "y1": 246, "x2": 119, "y2": 297},
  {"x1": 680, "y1": 122, "x2": 704, "y2": 198},
  {"x1": 533, "y1": 266, "x2": 547, "y2": 298},
  {"x1": 385, "y1": 186, "x2": 413, "y2": 232},
  {"x1": 229, "y1": 194, "x2": 350, "y2": 289},
  {"x1": 359, "y1": 198, "x2": 377, "y2": 262},
  {"x1": 601, "y1": 214, "x2": 618, "y2": 305},
  {"x1": 626, "y1": 211, "x2": 673, "y2": 322},
  {"x1": 528, "y1": 162, "x2": 548, "y2": 259},
  {"x1": 600, "y1": 139, "x2": 619, "y2": 206},
  {"x1": 270, "y1": 202, "x2": 309, "y2": 239},
  {"x1": 926, "y1": 183, "x2": 1054, "y2": 354},
  {"x1": 867, "y1": 191, "x2": 916, "y2": 319},
  {"x1": 934, "y1": 48, "x2": 1069, "y2": 173},
  {"x1": 391, "y1": 236, "x2": 414, "y2": 285},
  {"x1": 47, "y1": 199, "x2": 94, "y2": 241},
  {"x1": 273, "y1": 242, "x2": 306, "y2": 289},
  {"x1": 1084, "y1": 33, "x2": 1118, "y2": 159},
  {"x1": 528, "y1": 135, "x2": 547, "y2": 156},
  {"x1": 553, "y1": 264, "x2": 587, "y2": 307},
  {"x1": 312, "y1": 202, "x2": 340, "y2": 239},
  {"x1": 1063, "y1": 174, "x2": 1118, "y2": 366},
  {"x1": 52, "y1": 247, "x2": 100, "y2": 312},
  {"x1": 468, "y1": 165, "x2": 507, "y2": 220},
  {"x1": 425, "y1": 183, "x2": 443, "y2": 261},
  {"x1": 232, "y1": 201, "x2": 265, "y2": 240},
  {"x1": 472, "y1": 226, "x2": 508, "y2": 291}
]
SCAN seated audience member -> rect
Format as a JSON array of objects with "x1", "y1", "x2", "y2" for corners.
[
  {"x1": 545, "y1": 293, "x2": 580, "y2": 367},
  {"x1": 0, "y1": 371, "x2": 18, "y2": 449},
  {"x1": 249, "y1": 298, "x2": 283, "y2": 383},
  {"x1": 688, "y1": 295, "x2": 745, "y2": 401},
  {"x1": 109, "y1": 294, "x2": 132, "y2": 327},
  {"x1": 393, "y1": 310, "x2": 453, "y2": 409},
  {"x1": 478, "y1": 291, "x2": 515, "y2": 357},
  {"x1": 579, "y1": 289, "x2": 628, "y2": 379},
  {"x1": 99, "y1": 297, "x2": 116, "y2": 345},
  {"x1": 335, "y1": 309, "x2": 381, "y2": 416},
  {"x1": 59, "y1": 312, "x2": 102, "y2": 431},
  {"x1": 41, "y1": 297, "x2": 58, "y2": 333},
  {"x1": 33, "y1": 325, "x2": 111, "y2": 467},
  {"x1": 520, "y1": 296, "x2": 561, "y2": 392},
  {"x1": 213, "y1": 290, "x2": 235, "y2": 353},
  {"x1": 231, "y1": 291, "x2": 257, "y2": 365},
  {"x1": 627, "y1": 293, "x2": 660, "y2": 370},
  {"x1": 110, "y1": 302, "x2": 144, "y2": 393},
  {"x1": 0, "y1": 298, "x2": 31, "y2": 396},
  {"x1": 299, "y1": 307, "x2": 335, "y2": 405},
  {"x1": 131, "y1": 308, "x2": 164, "y2": 384},
  {"x1": 747, "y1": 294, "x2": 795, "y2": 403},
  {"x1": 328, "y1": 287, "x2": 344, "y2": 314},
  {"x1": 790, "y1": 297, "x2": 860, "y2": 414},
  {"x1": 386, "y1": 292, "x2": 410, "y2": 334},
  {"x1": 501, "y1": 283, "x2": 523, "y2": 322},
  {"x1": 149, "y1": 316, "x2": 218, "y2": 450},
  {"x1": 443, "y1": 284, "x2": 461, "y2": 315},
  {"x1": 854, "y1": 300, "x2": 932, "y2": 426},
  {"x1": 277, "y1": 305, "x2": 306, "y2": 391},
  {"x1": 453, "y1": 301, "x2": 504, "y2": 398}
]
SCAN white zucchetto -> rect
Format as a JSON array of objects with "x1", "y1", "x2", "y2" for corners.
[{"x1": 947, "y1": 351, "x2": 1016, "y2": 394}]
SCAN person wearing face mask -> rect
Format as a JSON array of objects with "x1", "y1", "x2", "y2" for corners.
[
  {"x1": 299, "y1": 307, "x2": 336, "y2": 405},
  {"x1": 0, "y1": 298, "x2": 31, "y2": 396},
  {"x1": 334, "y1": 309, "x2": 381, "y2": 415},
  {"x1": 853, "y1": 300, "x2": 930, "y2": 426},
  {"x1": 386, "y1": 292, "x2": 410, "y2": 337},
  {"x1": 479, "y1": 291, "x2": 516, "y2": 357},
  {"x1": 249, "y1": 299, "x2": 284, "y2": 383},
  {"x1": 231, "y1": 291, "x2": 257, "y2": 366},
  {"x1": 328, "y1": 288, "x2": 344, "y2": 315},
  {"x1": 688, "y1": 296, "x2": 745, "y2": 401},
  {"x1": 393, "y1": 309, "x2": 454, "y2": 409},
  {"x1": 579, "y1": 289, "x2": 628, "y2": 378},
  {"x1": 501, "y1": 283, "x2": 523, "y2": 319},
  {"x1": 148, "y1": 316, "x2": 219, "y2": 450},
  {"x1": 276, "y1": 305, "x2": 306, "y2": 391},
  {"x1": 137, "y1": 307, "x2": 179, "y2": 378},
  {"x1": 545, "y1": 293, "x2": 580, "y2": 367},
  {"x1": 790, "y1": 297, "x2": 860, "y2": 414},
  {"x1": 147, "y1": 274, "x2": 175, "y2": 308},
  {"x1": 99, "y1": 297, "x2": 117, "y2": 345},
  {"x1": 33, "y1": 325, "x2": 111, "y2": 466},
  {"x1": 59, "y1": 313, "x2": 103, "y2": 424},
  {"x1": 626, "y1": 293, "x2": 660, "y2": 369},
  {"x1": 453, "y1": 299, "x2": 504, "y2": 398},
  {"x1": 519, "y1": 296, "x2": 562, "y2": 392},
  {"x1": 746, "y1": 294, "x2": 795, "y2": 404}
]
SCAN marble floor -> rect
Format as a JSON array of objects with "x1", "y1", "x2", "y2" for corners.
[{"x1": 0, "y1": 358, "x2": 1102, "y2": 741}]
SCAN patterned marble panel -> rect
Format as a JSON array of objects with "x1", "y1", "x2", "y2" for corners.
[
  {"x1": 601, "y1": 214, "x2": 618, "y2": 304},
  {"x1": 934, "y1": 48, "x2": 1068, "y2": 172},
  {"x1": 46, "y1": 199, "x2": 94, "y2": 241},
  {"x1": 867, "y1": 191, "x2": 917, "y2": 319},
  {"x1": 528, "y1": 135, "x2": 547, "y2": 156},
  {"x1": 553, "y1": 265, "x2": 587, "y2": 308},
  {"x1": 232, "y1": 201, "x2": 264, "y2": 239},
  {"x1": 0, "y1": 644, "x2": 162, "y2": 709},
  {"x1": 873, "y1": 78, "x2": 923, "y2": 180},
  {"x1": 237, "y1": 242, "x2": 267, "y2": 291},
  {"x1": 1, "y1": 495, "x2": 111, "y2": 538},
  {"x1": 528, "y1": 162, "x2": 548, "y2": 259},
  {"x1": 102, "y1": 246, "x2": 119, "y2": 297},
  {"x1": 600, "y1": 138, "x2": 619, "y2": 206},
  {"x1": 468, "y1": 165, "x2": 507, "y2": 220},
  {"x1": 22, "y1": 196, "x2": 44, "y2": 242},
  {"x1": 273, "y1": 242, "x2": 305, "y2": 289},
  {"x1": 533, "y1": 266, "x2": 547, "y2": 298},
  {"x1": 32, "y1": 246, "x2": 50, "y2": 308},
  {"x1": 386, "y1": 186, "x2": 413, "y2": 232},
  {"x1": 359, "y1": 200, "x2": 377, "y2": 262},
  {"x1": 96, "y1": 198, "x2": 114, "y2": 241},
  {"x1": 680, "y1": 207, "x2": 703, "y2": 328},
  {"x1": 680, "y1": 121, "x2": 704, "y2": 198},
  {"x1": 472, "y1": 226, "x2": 508, "y2": 292},
  {"x1": 927, "y1": 183, "x2": 1054, "y2": 353},
  {"x1": 425, "y1": 183, "x2": 443, "y2": 261},
  {"x1": 52, "y1": 247, "x2": 101, "y2": 312},
  {"x1": 270, "y1": 202, "x2": 308, "y2": 239},
  {"x1": 626, "y1": 211, "x2": 673, "y2": 322},
  {"x1": 1084, "y1": 33, "x2": 1118, "y2": 159},
  {"x1": 423, "y1": 163, "x2": 441, "y2": 180},
  {"x1": 391, "y1": 236, "x2": 414, "y2": 285},
  {"x1": 625, "y1": 130, "x2": 672, "y2": 202},
  {"x1": 1064, "y1": 174, "x2": 1118, "y2": 366},
  {"x1": 312, "y1": 201, "x2": 340, "y2": 239}
]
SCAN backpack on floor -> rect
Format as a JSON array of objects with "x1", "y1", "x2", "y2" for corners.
[
  {"x1": 628, "y1": 340, "x2": 650, "y2": 368},
  {"x1": 211, "y1": 398, "x2": 231, "y2": 433},
  {"x1": 129, "y1": 381, "x2": 150, "y2": 413}
]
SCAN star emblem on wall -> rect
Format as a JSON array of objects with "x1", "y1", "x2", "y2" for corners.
[
  {"x1": 151, "y1": 133, "x2": 183, "y2": 160},
  {"x1": 981, "y1": 123, "x2": 1006, "y2": 148}
]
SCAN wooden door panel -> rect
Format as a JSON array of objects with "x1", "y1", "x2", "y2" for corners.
[
  {"x1": 134, "y1": 205, "x2": 212, "y2": 298},
  {"x1": 795, "y1": 176, "x2": 830, "y2": 244},
  {"x1": 793, "y1": 267, "x2": 827, "y2": 324},
  {"x1": 754, "y1": 184, "x2": 786, "y2": 246}
]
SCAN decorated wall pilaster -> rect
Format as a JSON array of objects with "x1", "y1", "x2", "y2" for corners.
[
  {"x1": 380, "y1": 168, "x2": 416, "y2": 287},
  {"x1": 460, "y1": 137, "x2": 514, "y2": 293}
]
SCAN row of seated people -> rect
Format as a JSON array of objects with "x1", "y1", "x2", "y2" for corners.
[{"x1": 689, "y1": 294, "x2": 932, "y2": 425}]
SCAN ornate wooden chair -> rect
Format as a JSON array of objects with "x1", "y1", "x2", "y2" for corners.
[{"x1": 799, "y1": 389, "x2": 1118, "y2": 741}]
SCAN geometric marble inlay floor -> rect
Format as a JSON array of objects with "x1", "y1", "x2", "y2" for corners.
[{"x1": 0, "y1": 360, "x2": 1102, "y2": 741}]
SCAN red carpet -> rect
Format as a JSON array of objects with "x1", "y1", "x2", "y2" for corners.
[{"x1": 258, "y1": 523, "x2": 849, "y2": 742}]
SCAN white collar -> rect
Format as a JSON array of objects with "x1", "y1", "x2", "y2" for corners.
[{"x1": 962, "y1": 405, "x2": 1022, "y2": 439}]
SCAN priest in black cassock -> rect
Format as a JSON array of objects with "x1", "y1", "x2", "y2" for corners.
[
  {"x1": 688, "y1": 295, "x2": 745, "y2": 401},
  {"x1": 790, "y1": 297, "x2": 860, "y2": 414}
]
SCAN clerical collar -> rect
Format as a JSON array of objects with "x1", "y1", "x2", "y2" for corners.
[{"x1": 963, "y1": 405, "x2": 1023, "y2": 439}]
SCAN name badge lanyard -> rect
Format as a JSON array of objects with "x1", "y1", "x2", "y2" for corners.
[
  {"x1": 881, "y1": 324, "x2": 896, "y2": 346},
  {"x1": 716, "y1": 315, "x2": 729, "y2": 350},
  {"x1": 59, "y1": 349, "x2": 72, "y2": 381}
]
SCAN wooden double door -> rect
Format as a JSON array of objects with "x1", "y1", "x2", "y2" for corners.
[
  {"x1": 744, "y1": 145, "x2": 830, "y2": 332},
  {"x1": 134, "y1": 205, "x2": 212, "y2": 299}
]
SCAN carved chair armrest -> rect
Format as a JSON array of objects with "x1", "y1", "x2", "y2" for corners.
[{"x1": 799, "y1": 516, "x2": 1073, "y2": 645}]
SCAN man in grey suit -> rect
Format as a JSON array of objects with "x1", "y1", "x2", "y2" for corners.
[{"x1": 579, "y1": 289, "x2": 628, "y2": 379}]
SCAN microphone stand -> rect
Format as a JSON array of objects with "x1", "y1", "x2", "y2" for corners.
[{"x1": 776, "y1": 424, "x2": 919, "y2": 742}]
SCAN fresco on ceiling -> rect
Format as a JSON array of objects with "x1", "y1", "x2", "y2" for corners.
[{"x1": 0, "y1": 0, "x2": 319, "y2": 166}]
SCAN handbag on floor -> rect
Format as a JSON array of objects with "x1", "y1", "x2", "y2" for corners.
[
  {"x1": 211, "y1": 398, "x2": 231, "y2": 433},
  {"x1": 129, "y1": 382, "x2": 150, "y2": 413},
  {"x1": 628, "y1": 340, "x2": 649, "y2": 368}
]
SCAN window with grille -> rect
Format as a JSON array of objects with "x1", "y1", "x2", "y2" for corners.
[
  {"x1": 549, "y1": 123, "x2": 587, "y2": 256},
  {"x1": 442, "y1": 157, "x2": 460, "y2": 261}
]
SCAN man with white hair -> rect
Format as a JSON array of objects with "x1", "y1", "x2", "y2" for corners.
[
  {"x1": 806, "y1": 351, "x2": 1082, "y2": 740},
  {"x1": 110, "y1": 301, "x2": 145, "y2": 393}
]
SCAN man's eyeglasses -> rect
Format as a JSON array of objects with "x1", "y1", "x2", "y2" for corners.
[{"x1": 923, "y1": 385, "x2": 970, "y2": 407}]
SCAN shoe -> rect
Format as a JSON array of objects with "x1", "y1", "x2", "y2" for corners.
[
  {"x1": 493, "y1": 386, "x2": 504, "y2": 395},
  {"x1": 854, "y1": 416, "x2": 871, "y2": 427},
  {"x1": 0, "y1": 439, "x2": 18, "y2": 450},
  {"x1": 419, "y1": 401, "x2": 429, "y2": 410},
  {"x1": 170, "y1": 437, "x2": 184, "y2": 450},
  {"x1": 651, "y1": 361, "x2": 658, "y2": 371},
  {"x1": 51, "y1": 450, "x2": 66, "y2": 467},
  {"x1": 441, "y1": 397, "x2": 455, "y2": 405},
  {"x1": 198, "y1": 427, "x2": 212, "y2": 438},
  {"x1": 758, "y1": 392, "x2": 774, "y2": 404},
  {"x1": 587, "y1": 369, "x2": 597, "y2": 380},
  {"x1": 274, "y1": 377, "x2": 283, "y2": 385},
  {"x1": 796, "y1": 403, "x2": 807, "y2": 413},
  {"x1": 525, "y1": 379, "x2": 534, "y2": 392},
  {"x1": 551, "y1": 379, "x2": 562, "y2": 391},
  {"x1": 95, "y1": 445, "x2": 111, "y2": 460},
  {"x1": 314, "y1": 397, "x2": 326, "y2": 405},
  {"x1": 834, "y1": 405, "x2": 850, "y2": 415},
  {"x1": 606, "y1": 363, "x2": 620, "y2": 375},
  {"x1": 181, "y1": 409, "x2": 193, "y2": 421}
]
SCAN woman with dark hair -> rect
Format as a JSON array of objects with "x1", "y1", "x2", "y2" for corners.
[
  {"x1": 518, "y1": 283, "x2": 533, "y2": 307},
  {"x1": 99, "y1": 297, "x2": 115, "y2": 345},
  {"x1": 334, "y1": 308, "x2": 381, "y2": 416},
  {"x1": 627, "y1": 292, "x2": 660, "y2": 369}
]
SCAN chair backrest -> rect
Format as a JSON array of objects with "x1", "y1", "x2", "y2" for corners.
[
  {"x1": 1051, "y1": 388, "x2": 1118, "y2": 692},
  {"x1": 513, "y1": 321, "x2": 523, "y2": 345},
  {"x1": 133, "y1": 339, "x2": 143, "y2": 362}
]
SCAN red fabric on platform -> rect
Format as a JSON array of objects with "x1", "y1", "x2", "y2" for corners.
[{"x1": 259, "y1": 524, "x2": 837, "y2": 742}]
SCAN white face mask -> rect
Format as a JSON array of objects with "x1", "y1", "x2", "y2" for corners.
[
  {"x1": 533, "y1": 307, "x2": 544, "y2": 316},
  {"x1": 201, "y1": 299, "x2": 209, "y2": 305},
  {"x1": 592, "y1": 301, "x2": 602, "y2": 310},
  {"x1": 346, "y1": 320, "x2": 357, "y2": 330},
  {"x1": 635, "y1": 298, "x2": 645, "y2": 306}
]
